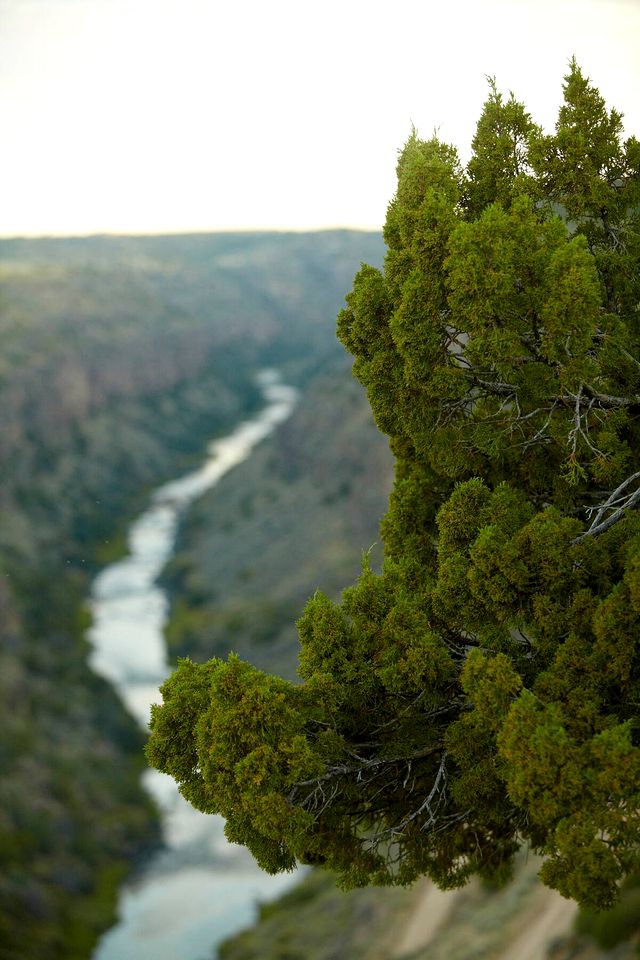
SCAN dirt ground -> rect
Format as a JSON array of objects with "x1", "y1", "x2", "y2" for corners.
[
  {"x1": 387, "y1": 861, "x2": 578, "y2": 960},
  {"x1": 391, "y1": 880, "x2": 464, "y2": 957}
]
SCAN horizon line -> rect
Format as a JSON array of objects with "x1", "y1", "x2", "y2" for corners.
[{"x1": 0, "y1": 224, "x2": 384, "y2": 242}]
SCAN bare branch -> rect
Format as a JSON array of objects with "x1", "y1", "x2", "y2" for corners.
[
  {"x1": 475, "y1": 379, "x2": 519, "y2": 396},
  {"x1": 582, "y1": 384, "x2": 640, "y2": 409},
  {"x1": 573, "y1": 471, "x2": 640, "y2": 543},
  {"x1": 290, "y1": 742, "x2": 445, "y2": 795},
  {"x1": 366, "y1": 752, "x2": 449, "y2": 843}
]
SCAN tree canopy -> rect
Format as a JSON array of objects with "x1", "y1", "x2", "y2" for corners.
[{"x1": 147, "y1": 62, "x2": 640, "y2": 910}]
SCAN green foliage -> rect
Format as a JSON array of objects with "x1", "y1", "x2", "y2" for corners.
[
  {"x1": 576, "y1": 874, "x2": 640, "y2": 950},
  {"x1": 147, "y1": 64, "x2": 640, "y2": 909}
]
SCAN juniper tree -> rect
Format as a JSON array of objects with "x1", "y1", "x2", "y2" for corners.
[{"x1": 147, "y1": 61, "x2": 640, "y2": 909}]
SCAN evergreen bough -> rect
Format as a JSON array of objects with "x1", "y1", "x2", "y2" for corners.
[{"x1": 147, "y1": 62, "x2": 640, "y2": 909}]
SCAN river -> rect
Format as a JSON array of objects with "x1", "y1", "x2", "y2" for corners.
[{"x1": 88, "y1": 370, "x2": 301, "y2": 960}]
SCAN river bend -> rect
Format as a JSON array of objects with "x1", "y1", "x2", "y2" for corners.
[{"x1": 89, "y1": 370, "x2": 300, "y2": 960}]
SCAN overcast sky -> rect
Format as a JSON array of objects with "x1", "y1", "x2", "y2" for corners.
[{"x1": 1, "y1": 0, "x2": 639, "y2": 237}]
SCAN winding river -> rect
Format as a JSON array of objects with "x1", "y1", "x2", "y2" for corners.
[{"x1": 88, "y1": 371, "x2": 300, "y2": 960}]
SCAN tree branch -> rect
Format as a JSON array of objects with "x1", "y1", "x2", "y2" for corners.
[
  {"x1": 573, "y1": 471, "x2": 640, "y2": 543},
  {"x1": 581, "y1": 384, "x2": 640, "y2": 409},
  {"x1": 290, "y1": 741, "x2": 446, "y2": 794}
]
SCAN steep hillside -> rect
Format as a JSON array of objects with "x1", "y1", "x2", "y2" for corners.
[
  {"x1": 219, "y1": 857, "x2": 639, "y2": 960},
  {"x1": 0, "y1": 231, "x2": 383, "y2": 959},
  {"x1": 0, "y1": 231, "x2": 385, "y2": 576},
  {"x1": 162, "y1": 354, "x2": 394, "y2": 679}
]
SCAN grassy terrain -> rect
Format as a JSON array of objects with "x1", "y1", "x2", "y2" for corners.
[{"x1": 218, "y1": 869, "x2": 416, "y2": 960}]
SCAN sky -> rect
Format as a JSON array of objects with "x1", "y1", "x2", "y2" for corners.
[{"x1": 1, "y1": 0, "x2": 639, "y2": 237}]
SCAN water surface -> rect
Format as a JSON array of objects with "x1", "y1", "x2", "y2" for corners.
[{"x1": 89, "y1": 371, "x2": 300, "y2": 960}]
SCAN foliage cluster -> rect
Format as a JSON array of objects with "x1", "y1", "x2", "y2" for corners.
[
  {"x1": 575, "y1": 873, "x2": 640, "y2": 950},
  {"x1": 148, "y1": 64, "x2": 640, "y2": 909}
]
